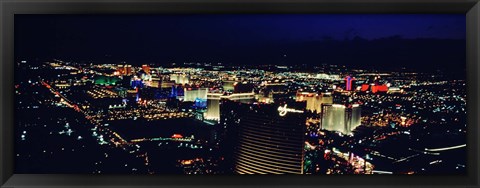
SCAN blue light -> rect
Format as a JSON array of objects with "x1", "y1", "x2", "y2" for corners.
[{"x1": 194, "y1": 98, "x2": 207, "y2": 108}]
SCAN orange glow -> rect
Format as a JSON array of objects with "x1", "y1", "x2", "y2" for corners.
[
  {"x1": 172, "y1": 134, "x2": 183, "y2": 139},
  {"x1": 181, "y1": 160, "x2": 193, "y2": 165}
]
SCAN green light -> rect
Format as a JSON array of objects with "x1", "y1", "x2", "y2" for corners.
[{"x1": 94, "y1": 75, "x2": 120, "y2": 86}]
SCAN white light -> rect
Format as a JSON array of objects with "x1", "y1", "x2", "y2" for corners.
[
  {"x1": 278, "y1": 104, "x2": 303, "y2": 116},
  {"x1": 425, "y1": 144, "x2": 466, "y2": 152}
]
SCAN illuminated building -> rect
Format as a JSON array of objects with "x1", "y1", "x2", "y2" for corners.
[
  {"x1": 295, "y1": 92, "x2": 315, "y2": 102},
  {"x1": 108, "y1": 103, "x2": 127, "y2": 109},
  {"x1": 150, "y1": 78, "x2": 161, "y2": 88},
  {"x1": 321, "y1": 93, "x2": 334, "y2": 105},
  {"x1": 344, "y1": 76, "x2": 356, "y2": 91},
  {"x1": 222, "y1": 81, "x2": 235, "y2": 91},
  {"x1": 54, "y1": 81, "x2": 71, "y2": 89},
  {"x1": 125, "y1": 65, "x2": 132, "y2": 75},
  {"x1": 234, "y1": 103, "x2": 306, "y2": 174},
  {"x1": 142, "y1": 64, "x2": 150, "y2": 74},
  {"x1": 361, "y1": 84, "x2": 370, "y2": 92},
  {"x1": 130, "y1": 76, "x2": 144, "y2": 89},
  {"x1": 387, "y1": 87, "x2": 403, "y2": 94},
  {"x1": 116, "y1": 65, "x2": 125, "y2": 75},
  {"x1": 224, "y1": 93, "x2": 255, "y2": 103},
  {"x1": 321, "y1": 104, "x2": 361, "y2": 134},
  {"x1": 204, "y1": 92, "x2": 255, "y2": 122},
  {"x1": 184, "y1": 88, "x2": 208, "y2": 102},
  {"x1": 95, "y1": 75, "x2": 120, "y2": 86},
  {"x1": 255, "y1": 92, "x2": 274, "y2": 104},
  {"x1": 371, "y1": 84, "x2": 388, "y2": 93},
  {"x1": 194, "y1": 98, "x2": 207, "y2": 108},
  {"x1": 117, "y1": 64, "x2": 133, "y2": 75},
  {"x1": 305, "y1": 95, "x2": 319, "y2": 112},
  {"x1": 360, "y1": 83, "x2": 389, "y2": 93},
  {"x1": 296, "y1": 92, "x2": 333, "y2": 113},
  {"x1": 264, "y1": 82, "x2": 286, "y2": 94},
  {"x1": 126, "y1": 89, "x2": 138, "y2": 98},
  {"x1": 207, "y1": 92, "x2": 255, "y2": 104},
  {"x1": 170, "y1": 74, "x2": 189, "y2": 85},
  {"x1": 141, "y1": 73, "x2": 152, "y2": 83},
  {"x1": 316, "y1": 73, "x2": 341, "y2": 80},
  {"x1": 160, "y1": 80, "x2": 175, "y2": 89},
  {"x1": 204, "y1": 99, "x2": 220, "y2": 121}
]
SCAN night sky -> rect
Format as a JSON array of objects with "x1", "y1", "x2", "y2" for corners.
[{"x1": 15, "y1": 14, "x2": 466, "y2": 72}]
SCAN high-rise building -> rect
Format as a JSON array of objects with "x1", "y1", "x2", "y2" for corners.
[
  {"x1": 204, "y1": 92, "x2": 255, "y2": 123},
  {"x1": 116, "y1": 64, "x2": 132, "y2": 75},
  {"x1": 234, "y1": 103, "x2": 306, "y2": 174},
  {"x1": 170, "y1": 74, "x2": 189, "y2": 85},
  {"x1": 351, "y1": 105, "x2": 362, "y2": 130},
  {"x1": 183, "y1": 88, "x2": 208, "y2": 102},
  {"x1": 218, "y1": 100, "x2": 250, "y2": 172},
  {"x1": 130, "y1": 76, "x2": 144, "y2": 89},
  {"x1": 116, "y1": 65, "x2": 125, "y2": 75},
  {"x1": 321, "y1": 104, "x2": 361, "y2": 135},
  {"x1": 296, "y1": 92, "x2": 333, "y2": 113},
  {"x1": 204, "y1": 99, "x2": 220, "y2": 121},
  {"x1": 125, "y1": 65, "x2": 132, "y2": 75},
  {"x1": 344, "y1": 76, "x2": 356, "y2": 91}
]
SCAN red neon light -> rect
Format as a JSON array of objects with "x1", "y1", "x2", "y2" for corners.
[
  {"x1": 371, "y1": 84, "x2": 388, "y2": 93},
  {"x1": 361, "y1": 84, "x2": 369, "y2": 92}
]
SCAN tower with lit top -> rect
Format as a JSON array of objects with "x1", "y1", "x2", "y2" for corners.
[{"x1": 344, "y1": 76, "x2": 356, "y2": 91}]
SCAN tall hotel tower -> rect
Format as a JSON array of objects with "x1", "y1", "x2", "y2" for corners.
[
  {"x1": 321, "y1": 104, "x2": 361, "y2": 134},
  {"x1": 234, "y1": 103, "x2": 306, "y2": 174}
]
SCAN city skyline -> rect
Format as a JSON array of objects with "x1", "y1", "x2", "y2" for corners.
[{"x1": 14, "y1": 14, "x2": 467, "y2": 175}]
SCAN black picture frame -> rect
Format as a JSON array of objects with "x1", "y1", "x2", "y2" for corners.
[{"x1": 1, "y1": 0, "x2": 479, "y2": 188}]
